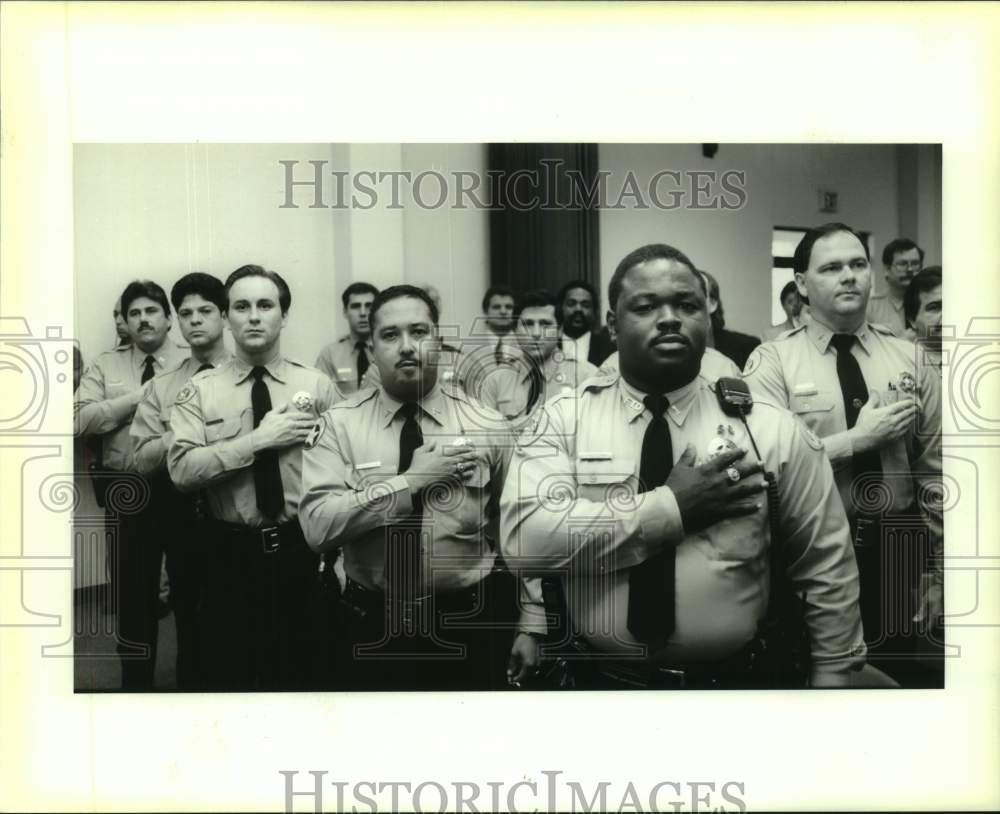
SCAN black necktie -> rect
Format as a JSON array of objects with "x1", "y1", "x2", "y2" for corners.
[
  {"x1": 525, "y1": 361, "x2": 545, "y2": 415},
  {"x1": 250, "y1": 366, "x2": 284, "y2": 520},
  {"x1": 196, "y1": 362, "x2": 214, "y2": 374},
  {"x1": 141, "y1": 355, "x2": 156, "y2": 384},
  {"x1": 627, "y1": 394, "x2": 676, "y2": 644},
  {"x1": 830, "y1": 334, "x2": 883, "y2": 479},
  {"x1": 386, "y1": 402, "x2": 424, "y2": 598},
  {"x1": 355, "y1": 342, "x2": 369, "y2": 388}
]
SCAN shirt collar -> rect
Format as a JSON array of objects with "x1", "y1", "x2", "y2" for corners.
[
  {"x1": 805, "y1": 317, "x2": 874, "y2": 356},
  {"x1": 131, "y1": 343, "x2": 171, "y2": 369},
  {"x1": 618, "y1": 374, "x2": 701, "y2": 427},
  {"x1": 378, "y1": 384, "x2": 447, "y2": 429},
  {"x1": 232, "y1": 355, "x2": 288, "y2": 385}
]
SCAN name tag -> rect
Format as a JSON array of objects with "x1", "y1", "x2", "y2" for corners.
[
  {"x1": 792, "y1": 383, "x2": 818, "y2": 396},
  {"x1": 205, "y1": 418, "x2": 223, "y2": 426},
  {"x1": 355, "y1": 461, "x2": 381, "y2": 471},
  {"x1": 337, "y1": 367, "x2": 353, "y2": 375},
  {"x1": 579, "y1": 452, "x2": 613, "y2": 461}
]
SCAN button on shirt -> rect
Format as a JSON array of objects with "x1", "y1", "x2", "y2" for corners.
[
  {"x1": 299, "y1": 383, "x2": 545, "y2": 633},
  {"x1": 499, "y1": 371, "x2": 864, "y2": 682},
  {"x1": 167, "y1": 356, "x2": 337, "y2": 527},
  {"x1": 74, "y1": 342, "x2": 189, "y2": 472},
  {"x1": 130, "y1": 354, "x2": 231, "y2": 476},
  {"x1": 741, "y1": 320, "x2": 943, "y2": 584},
  {"x1": 315, "y1": 335, "x2": 381, "y2": 399}
]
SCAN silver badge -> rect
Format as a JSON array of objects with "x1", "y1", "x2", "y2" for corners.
[{"x1": 292, "y1": 391, "x2": 313, "y2": 412}]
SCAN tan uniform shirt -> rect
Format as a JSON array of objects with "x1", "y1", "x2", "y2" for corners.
[
  {"x1": 130, "y1": 353, "x2": 231, "y2": 476},
  {"x1": 867, "y1": 291, "x2": 914, "y2": 340},
  {"x1": 74, "y1": 341, "x2": 188, "y2": 472},
  {"x1": 299, "y1": 383, "x2": 545, "y2": 633},
  {"x1": 599, "y1": 346, "x2": 740, "y2": 381},
  {"x1": 167, "y1": 356, "x2": 337, "y2": 527},
  {"x1": 315, "y1": 335, "x2": 381, "y2": 399},
  {"x1": 499, "y1": 371, "x2": 865, "y2": 682},
  {"x1": 741, "y1": 320, "x2": 943, "y2": 584}
]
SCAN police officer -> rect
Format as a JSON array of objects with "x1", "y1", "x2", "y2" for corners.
[
  {"x1": 299, "y1": 284, "x2": 545, "y2": 691},
  {"x1": 130, "y1": 272, "x2": 231, "y2": 689},
  {"x1": 75, "y1": 280, "x2": 188, "y2": 689},
  {"x1": 500, "y1": 243, "x2": 868, "y2": 689},
  {"x1": 167, "y1": 265, "x2": 337, "y2": 690},
  {"x1": 315, "y1": 281, "x2": 381, "y2": 398},
  {"x1": 479, "y1": 290, "x2": 598, "y2": 429},
  {"x1": 867, "y1": 237, "x2": 923, "y2": 339},
  {"x1": 742, "y1": 223, "x2": 943, "y2": 687}
]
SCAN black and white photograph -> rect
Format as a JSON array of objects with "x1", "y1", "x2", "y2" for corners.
[
  {"x1": 70, "y1": 142, "x2": 945, "y2": 695},
  {"x1": 2, "y1": 3, "x2": 997, "y2": 813}
]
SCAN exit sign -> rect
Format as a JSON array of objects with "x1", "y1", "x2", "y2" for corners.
[{"x1": 819, "y1": 189, "x2": 838, "y2": 213}]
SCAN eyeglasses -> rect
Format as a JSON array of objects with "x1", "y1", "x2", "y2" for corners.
[{"x1": 892, "y1": 260, "x2": 922, "y2": 270}]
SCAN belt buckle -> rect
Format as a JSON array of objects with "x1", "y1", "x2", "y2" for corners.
[
  {"x1": 261, "y1": 526, "x2": 281, "y2": 554},
  {"x1": 655, "y1": 667, "x2": 688, "y2": 689}
]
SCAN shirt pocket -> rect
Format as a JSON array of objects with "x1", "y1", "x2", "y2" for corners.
[
  {"x1": 204, "y1": 415, "x2": 245, "y2": 444},
  {"x1": 576, "y1": 457, "x2": 638, "y2": 505}
]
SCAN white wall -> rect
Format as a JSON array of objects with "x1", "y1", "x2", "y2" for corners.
[
  {"x1": 73, "y1": 143, "x2": 489, "y2": 367},
  {"x1": 597, "y1": 144, "x2": 902, "y2": 336}
]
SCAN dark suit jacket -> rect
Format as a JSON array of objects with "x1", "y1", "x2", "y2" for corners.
[{"x1": 714, "y1": 328, "x2": 761, "y2": 371}]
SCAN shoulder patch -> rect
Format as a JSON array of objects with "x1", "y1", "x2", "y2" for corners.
[
  {"x1": 304, "y1": 414, "x2": 327, "y2": 450},
  {"x1": 174, "y1": 382, "x2": 197, "y2": 405},
  {"x1": 742, "y1": 346, "x2": 764, "y2": 377}
]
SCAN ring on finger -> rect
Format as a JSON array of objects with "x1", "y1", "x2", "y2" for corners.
[{"x1": 726, "y1": 466, "x2": 741, "y2": 483}]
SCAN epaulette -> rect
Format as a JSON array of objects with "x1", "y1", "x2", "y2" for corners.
[
  {"x1": 580, "y1": 370, "x2": 619, "y2": 393},
  {"x1": 112, "y1": 344, "x2": 131, "y2": 353},
  {"x1": 284, "y1": 356, "x2": 309, "y2": 368},
  {"x1": 774, "y1": 324, "x2": 807, "y2": 341},
  {"x1": 868, "y1": 321, "x2": 896, "y2": 336},
  {"x1": 331, "y1": 385, "x2": 378, "y2": 410}
]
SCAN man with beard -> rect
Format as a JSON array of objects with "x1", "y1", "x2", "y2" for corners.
[
  {"x1": 168, "y1": 265, "x2": 337, "y2": 690},
  {"x1": 501, "y1": 243, "x2": 867, "y2": 689},
  {"x1": 299, "y1": 285, "x2": 544, "y2": 690},
  {"x1": 742, "y1": 223, "x2": 943, "y2": 687},
  {"x1": 130, "y1": 272, "x2": 231, "y2": 689},
  {"x1": 75, "y1": 279, "x2": 188, "y2": 689},
  {"x1": 556, "y1": 279, "x2": 616, "y2": 369},
  {"x1": 868, "y1": 238, "x2": 924, "y2": 339},
  {"x1": 316, "y1": 281, "x2": 381, "y2": 398},
  {"x1": 904, "y1": 266, "x2": 943, "y2": 374}
]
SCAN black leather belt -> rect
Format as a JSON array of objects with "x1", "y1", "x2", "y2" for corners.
[
  {"x1": 205, "y1": 518, "x2": 307, "y2": 555},
  {"x1": 572, "y1": 639, "x2": 756, "y2": 690},
  {"x1": 344, "y1": 575, "x2": 489, "y2": 621}
]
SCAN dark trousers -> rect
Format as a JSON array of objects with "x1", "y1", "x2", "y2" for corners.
[
  {"x1": 107, "y1": 474, "x2": 203, "y2": 691},
  {"x1": 853, "y1": 509, "x2": 944, "y2": 688},
  {"x1": 341, "y1": 568, "x2": 518, "y2": 691},
  {"x1": 200, "y1": 520, "x2": 323, "y2": 692}
]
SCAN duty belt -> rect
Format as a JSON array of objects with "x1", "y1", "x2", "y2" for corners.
[{"x1": 205, "y1": 517, "x2": 307, "y2": 555}]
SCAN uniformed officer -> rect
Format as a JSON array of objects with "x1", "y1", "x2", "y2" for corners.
[
  {"x1": 867, "y1": 237, "x2": 923, "y2": 339},
  {"x1": 299, "y1": 284, "x2": 545, "y2": 691},
  {"x1": 904, "y1": 266, "x2": 943, "y2": 375},
  {"x1": 500, "y1": 243, "x2": 868, "y2": 689},
  {"x1": 478, "y1": 290, "x2": 599, "y2": 430},
  {"x1": 742, "y1": 223, "x2": 943, "y2": 687},
  {"x1": 315, "y1": 281, "x2": 381, "y2": 398},
  {"x1": 130, "y1": 272, "x2": 231, "y2": 689},
  {"x1": 75, "y1": 280, "x2": 188, "y2": 689},
  {"x1": 167, "y1": 265, "x2": 337, "y2": 690}
]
